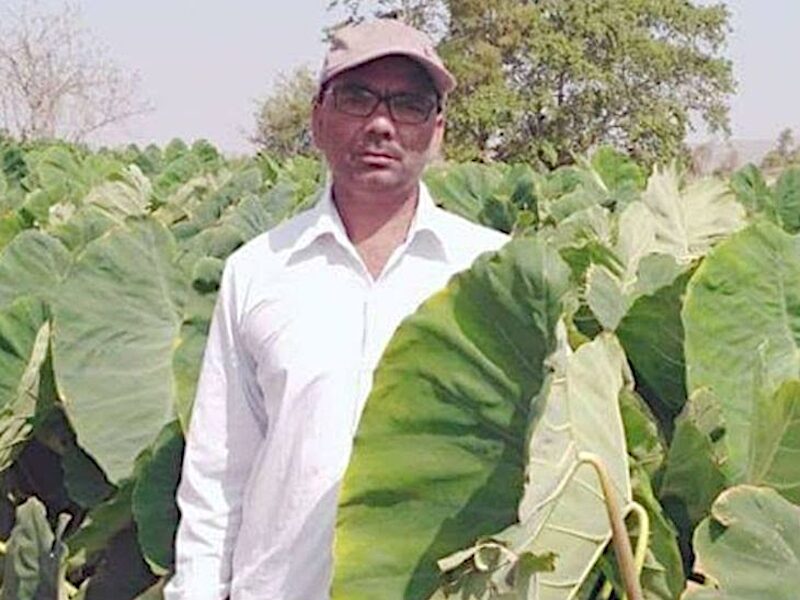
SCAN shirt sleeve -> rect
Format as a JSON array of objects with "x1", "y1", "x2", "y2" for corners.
[{"x1": 164, "y1": 261, "x2": 266, "y2": 600}]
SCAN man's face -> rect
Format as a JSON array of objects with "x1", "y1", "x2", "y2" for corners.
[{"x1": 312, "y1": 55, "x2": 445, "y2": 197}]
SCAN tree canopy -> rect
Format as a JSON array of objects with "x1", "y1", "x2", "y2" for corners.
[
  {"x1": 329, "y1": 0, "x2": 735, "y2": 167},
  {"x1": 762, "y1": 128, "x2": 799, "y2": 171},
  {"x1": 251, "y1": 66, "x2": 319, "y2": 159}
]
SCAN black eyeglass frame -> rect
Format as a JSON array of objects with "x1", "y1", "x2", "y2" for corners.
[{"x1": 319, "y1": 83, "x2": 442, "y2": 125}]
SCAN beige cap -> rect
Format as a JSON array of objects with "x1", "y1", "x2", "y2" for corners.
[{"x1": 320, "y1": 19, "x2": 456, "y2": 96}]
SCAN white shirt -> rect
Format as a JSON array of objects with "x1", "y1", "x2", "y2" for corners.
[{"x1": 165, "y1": 182, "x2": 508, "y2": 600}]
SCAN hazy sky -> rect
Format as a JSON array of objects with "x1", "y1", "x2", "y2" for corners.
[{"x1": 8, "y1": 1, "x2": 800, "y2": 154}]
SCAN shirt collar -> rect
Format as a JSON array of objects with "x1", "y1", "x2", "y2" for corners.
[
  {"x1": 290, "y1": 185, "x2": 352, "y2": 255},
  {"x1": 290, "y1": 180, "x2": 451, "y2": 261}
]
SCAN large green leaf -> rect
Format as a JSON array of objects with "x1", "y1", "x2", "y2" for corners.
[
  {"x1": 423, "y1": 162, "x2": 530, "y2": 233},
  {"x1": 641, "y1": 166, "x2": 745, "y2": 263},
  {"x1": 0, "y1": 144, "x2": 27, "y2": 189},
  {"x1": 619, "y1": 389, "x2": 664, "y2": 478},
  {"x1": 617, "y1": 267, "x2": 691, "y2": 423},
  {"x1": 683, "y1": 221, "x2": 800, "y2": 478},
  {"x1": 546, "y1": 205, "x2": 612, "y2": 253},
  {"x1": 745, "y1": 379, "x2": 800, "y2": 502},
  {"x1": 49, "y1": 205, "x2": 117, "y2": 254},
  {"x1": 26, "y1": 401, "x2": 116, "y2": 511},
  {"x1": 27, "y1": 146, "x2": 90, "y2": 202},
  {"x1": 547, "y1": 185, "x2": 607, "y2": 224},
  {"x1": 0, "y1": 212, "x2": 23, "y2": 252},
  {"x1": 76, "y1": 526, "x2": 158, "y2": 600},
  {"x1": 589, "y1": 146, "x2": 646, "y2": 194},
  {"x1": 151, "y1": 172, "x2": 221, "y2": 227},
  {"x1": 659, "y1": 380, "x2": 800, "y2": 573},
  {"x1": 66, "y1": 480, "x2": 135, "y2": 571},
  {"x1": 424, "y1": 162, "x2": 506, "y2": 225},
  {"x1": 683, "y1": 485, "x2": 800, "y2": 599},
  {"x1": 0, "y1": 498, "x2": 69, "y2": 600},
  {"x1": 52, "y1": 218, "x2": 187, "y2": 482},
  {"x1": 18, "y1": 147, "x2": 121, "y2": 226},
  {"x1": 222, "y1": 181, "x2": 295, "y2": 242},
  {"x1": 729, "y1": 164, "x2": 775, "y2": 221},
  {"x1": 172, "y1": 300, "x2": 214, "y2": 432},
  {"x1": 614, "y1": 202, "x2": 657, "y2": 277},
  {"x1": 659, "y1": 389, "x2": 728, "y2": 529},
  {"x1": 132, "y1": 420, "x2": 184, "y2": 573},
  {"x1": 584, "y1": 200, "x2": 682, "y2": 333},
  {"x1": 0, "y1": 231, "x2": 71, "y2": 307},
  {"x1": 0, "y1": 299, "x2": 48, "y2": 412},
  {"x1": 586, "y1": 264, "x2": 629, "y2": 331},
  {"x1": 774, "y1": 168, "x2": 800, "y2": 233},
  {"x1": 0, "y1": 299, "x2": 49, "y2": 471},
  {"x1": 169, "y1": 168, "x2": 262, "y2": 241},
  {"x1": 538, "y1": 161, "x2": 622, "y2": 225},
  {"x1": 174, "y1": 178, "x2": 294, "y2": 270},
  {"x1": 151, "y1": 149, "x2": 209, "y2": 205},
  {"x1": 333, "y1": 237, "x2": 571, "y2": 600},
  {"x1": 62, "y1": 443, "x2": 115, "y2": 509},
  {"x1": 449, "y1": 333, "x2": 631, "y2": 599},
  {"x1": 83, "y1": 165, "x2": 152, "y2": 221},
  {"x1": 544, "y1": 205, "x2": 616, "y2": 286}
]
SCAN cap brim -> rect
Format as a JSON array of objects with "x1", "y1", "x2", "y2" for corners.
[{"x1": 320, "y1": 47, "x2": 456, "y2": 95}]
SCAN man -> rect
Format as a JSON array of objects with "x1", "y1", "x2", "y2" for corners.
[{"x1": 165, "y1": 18, "x2": 508, "y2": 600}]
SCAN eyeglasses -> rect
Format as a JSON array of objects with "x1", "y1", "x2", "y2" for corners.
[{"x1": 326, "y1": 84, "x2": 439, "y2": 125}]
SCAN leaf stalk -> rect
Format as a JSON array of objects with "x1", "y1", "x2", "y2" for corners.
[{"x1": 578, "y1": 452, "x2": 643, "y2": 600}]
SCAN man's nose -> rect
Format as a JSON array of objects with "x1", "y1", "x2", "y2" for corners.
[{"x1": 363, "y1": 101, "x2": 397, "y2": 138}]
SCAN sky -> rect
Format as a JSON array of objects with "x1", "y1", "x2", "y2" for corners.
[
  {"x1": 726, "y1": 2, "x2": 800, "y2": 136},
  {"x1": 6, "y1": 1, "x2": 800, "y2": 154}
]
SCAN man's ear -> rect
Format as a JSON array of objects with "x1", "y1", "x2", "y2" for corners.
[{"x1": 430, "y1": 112, "x2": 446, "y2": 159}]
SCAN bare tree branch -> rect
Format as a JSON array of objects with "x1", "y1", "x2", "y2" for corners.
[{"x1": 0, "y1": 0, "x2": 152, "y2": 142}]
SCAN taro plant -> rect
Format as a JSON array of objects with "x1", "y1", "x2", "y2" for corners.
[
  {"x1": 0, "y1": 139, "x2": 799, "y2": 599},
  {"x1": 0, "y1": 138, "x2": 320, "y2": 598},
  {"x1": 332, "y1": 151, "x2": 800, "y2": 598}
]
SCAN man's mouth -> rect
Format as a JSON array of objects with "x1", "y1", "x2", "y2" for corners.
[{"x1": 358, "y1": 151, "x2": 399, "y2": 166}]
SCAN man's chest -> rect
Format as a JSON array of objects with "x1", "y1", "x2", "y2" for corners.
[{"x1": 237, "y1": 257, "x2": 454, "y2": 430}]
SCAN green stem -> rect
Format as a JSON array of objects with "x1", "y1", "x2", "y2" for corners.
[
  {"x1": 628, "y1": 501, "x2": 650, "y2": 578},
  {"x1": 599, "y1": 500, "x2": 650, "y2": 600},
  {"x1": 578, "y1": 452, "x2": 643, "y2": 600}
]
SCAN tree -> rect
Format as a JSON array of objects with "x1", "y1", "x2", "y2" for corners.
[
  {"x1": 329, "y1": 0, "x2": 735, "y2": 167},
  {"x1": 0, "y1": 1, "x2": 150, "y2": 142},
  {"x1": 329, "y1": 0, "x2": 448, "y2": 37},
  {"x1": 761, "y1": 128, "x2": 798, "y2": 171},
  {"x1": 251, "y1": 66, "x2": 319, "y2": 159}
]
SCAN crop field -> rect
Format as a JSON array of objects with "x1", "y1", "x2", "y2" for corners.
[{"x1": 0, "y1": 137, "x2": 798, "y2": 598}]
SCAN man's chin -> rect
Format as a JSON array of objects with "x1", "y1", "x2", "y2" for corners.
[
  {"x1": 350, "y1": 170, "x2": 408, "y2": 191},
  {"x1": 332, "y1": 164, "x2": 422, "y2": 197}
]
